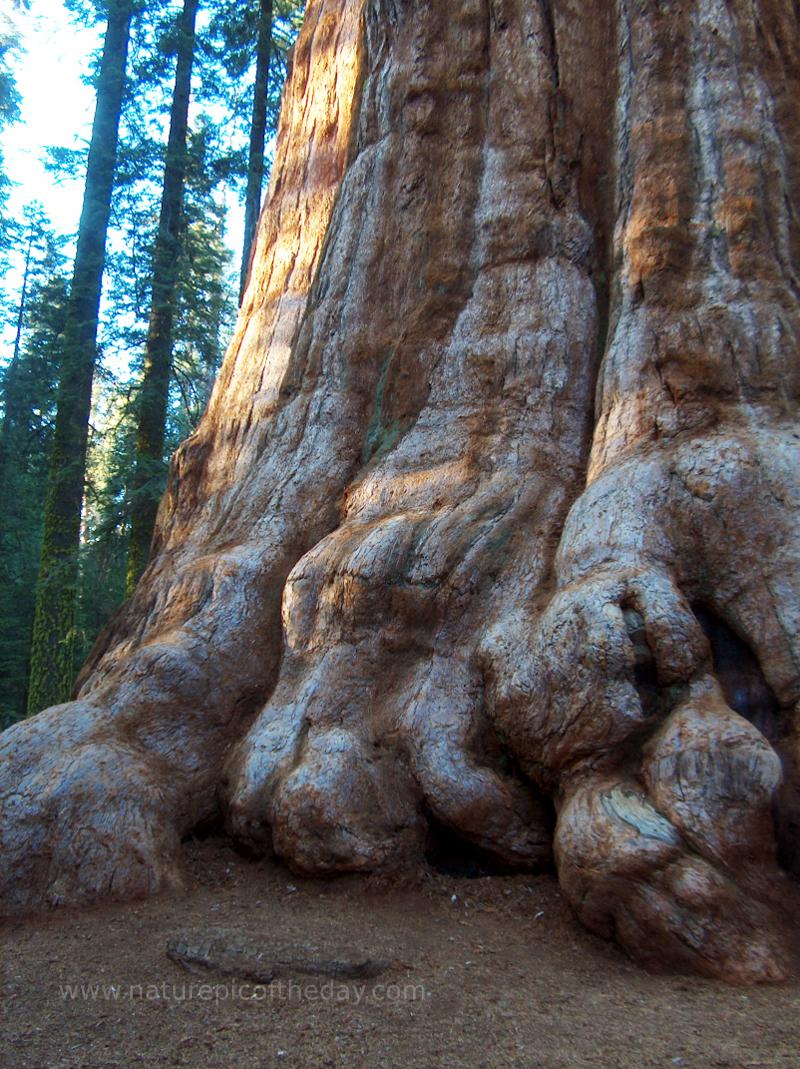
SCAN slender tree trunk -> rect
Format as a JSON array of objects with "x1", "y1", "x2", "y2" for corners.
[
  {"x1": 239, "y1": 0, "x2": 273, "y2": 302},
  {"x1": 26, "y1": 0, "x2": 133, "y2": 716},
  {"x1": 3, "y1": 0, "x2": 800, "y2": 984},
  {"x1": 125, "y1": 0, "x2": 200, "y2": 596},
  {"x1": 10, "y1": 228, "x2": 33, "y2": 362},
  {"x1": 0, "y1": 225, "x2": 34, "y2": 500}
]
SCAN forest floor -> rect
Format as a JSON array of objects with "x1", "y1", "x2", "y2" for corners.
[{"x1": 2, "y1": 838, "x2": 799, "y2": 1069}]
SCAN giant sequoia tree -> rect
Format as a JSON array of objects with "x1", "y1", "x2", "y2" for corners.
[{"x1": 1, "y1": 0, "x2": 799, "y2": 984}]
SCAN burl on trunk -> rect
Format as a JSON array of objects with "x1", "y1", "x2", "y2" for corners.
[{"x1": 2, "y1": 0, "x2": 799, "y2": 983}]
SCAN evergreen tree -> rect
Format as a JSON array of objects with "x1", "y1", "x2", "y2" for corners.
[
  {"x1": 78, "y1": 126, "x2": 236, "y2": 651},
  {"x1": 169, "y1": 131, "x2": 238, "y2": 443},
  {"x1": 27, "y1": 0, "x2": 134, "y2": 715},
  {"x1": 12, "y1": 0, "x2": 305, "y2": 714},
  {"x1": 239, "y1": 0, "x2": 272, "y2": 299},
  {"x1": 205, "y1": 0, "x2": 305, "y2": 298},
  {"x1": 0, "y1": 210, "x2": 67, "y2": 727},
  {"x1": 0, "y1": 1, "x2": 28, "y2": 270},
  {"x1": 125, "y1": 0, "x2": 200, "y2": 594}
]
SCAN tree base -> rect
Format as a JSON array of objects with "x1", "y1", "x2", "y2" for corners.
[{"x1": 2, "y1": 0, "x2": 799, "y2": 987}]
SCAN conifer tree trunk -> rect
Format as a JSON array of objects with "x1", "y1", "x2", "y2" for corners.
[
  {"x1": 26, "y1": 0, "x2": 133, "y2": 715},
  {"x1": 0, "y1": 225, "x2": 34, "y2": 498},
  {"x1": 3, "y1": 0, "x2": 800, "y2": 984},
  {"x1": 239, "y1": 0, "x2": 273, "y2": 301},
  {"x1": 126, "y1": 0, "x2": 200, "y2": 595}
]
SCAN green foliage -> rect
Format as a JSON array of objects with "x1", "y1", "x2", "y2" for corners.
[
  {"x1": 1, "y1": 0, "x2": 305, "y2": 724},
  {"x1": 77, "y1": 6, "x2": 242, "y2": 638},
  {"x1": 0, "y1": 2, "x2": 26, "y2": 271},
  {"x1": 0, "y1": 3, "x2": 26, "y2": 123},
  {"x1": 205, "y1": 0, "x2": 304, "y2": 105},
  {"x1": 0, "y1": 210, "x2": 68, "y2": 728},
  {"x1": 170, "y1": 150, "x2": 238, "y2": 443}
]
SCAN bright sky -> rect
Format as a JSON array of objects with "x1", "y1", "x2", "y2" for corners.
[
  {"x1": 3, "y1": 2, "x2": 100, "y2": 243},
  {"x1": 0, "y1": 4, "x2": 100, "y2": 356},
  {"x1": 1, "y1": 2, "x2": 252, "y2": 361}
]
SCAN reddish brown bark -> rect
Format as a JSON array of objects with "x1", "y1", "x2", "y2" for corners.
[{"x1": 1, "y1": 0, "x2": 799, "y2": 983}]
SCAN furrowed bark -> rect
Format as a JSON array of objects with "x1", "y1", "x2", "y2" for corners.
[{"x1": 3, "y1": 0, "x2": 799, "y2": 984}]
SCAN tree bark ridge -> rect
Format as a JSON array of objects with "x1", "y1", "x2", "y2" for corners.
[{"x1": 2, "y1": 0, "x2": 799, "y2": 983}]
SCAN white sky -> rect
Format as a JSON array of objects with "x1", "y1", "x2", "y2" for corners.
[{"x1": 3, "y1": 2, "x2": 100, "y2": 244}]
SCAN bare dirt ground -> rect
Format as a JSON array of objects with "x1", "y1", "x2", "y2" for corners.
[{"x1": 2, "y1": 838, "x2": 799, "y2": 1069}]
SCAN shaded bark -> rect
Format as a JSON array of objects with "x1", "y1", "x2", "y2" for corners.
[
  {"x1": 239, "y1": 0, "x2": 274, "y2": 302},
  {"x1": 126, "y1": 0, "x2": 200, "y2": 595},
  {"x1": 3, "y1": 0, "x2": 800, "y2": 984},
  {"x1": 26, "y1": 0, "x2": 133, "y2": 715}
]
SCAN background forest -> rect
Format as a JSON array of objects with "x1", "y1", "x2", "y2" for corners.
[{"x1": 0, "y1": 0, "x2": 305, "y2": 728}]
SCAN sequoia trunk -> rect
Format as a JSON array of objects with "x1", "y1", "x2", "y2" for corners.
[{"x1": 2, "y1": 0, "x2": 799, "y2": 984}]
